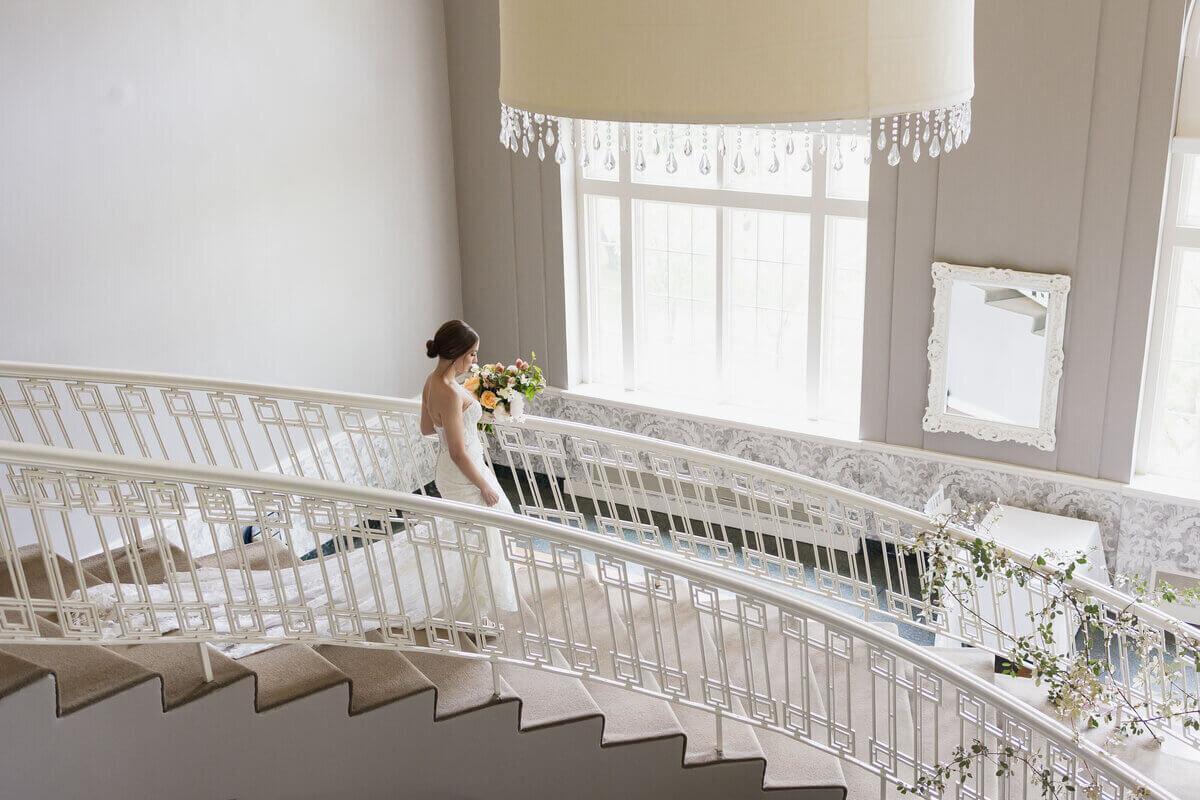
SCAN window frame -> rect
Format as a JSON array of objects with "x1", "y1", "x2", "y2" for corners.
[
  {"x1": 1137, "y1": 138, "x2": 1200, "y2": 480},
  {"x1": 572, "y1": 123, "x2": 869, "y2": 425}
]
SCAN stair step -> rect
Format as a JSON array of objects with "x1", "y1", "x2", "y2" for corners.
[
  {"x1": 0, "y1": 649, "x2": 50, "y2": 699},
  {"x1": 194, "y1": 538, "x2": 299, "y2": 571},
  {"x1": 0, "y1": 544, "x2": 101, "y2": 600},
  {"x1": 488, "y1": 602, "x2": 604, "y2": 731},
  {"x1": 80, "y1": 540, "x2": 190, "y2": 586},
  {"x1": 315, "y1": 631, "x2": 435, "y2": 716},
  {"x1": 239, "y1": 643, "x2": 347, "y2": 712},
  {"x1": 714, "y1": 597, "x2": 848, "y2": 794},
  {"x1": 522, "y1": 564, "x2": 685, "y2": 747},
  {"x1": 811, "y1": 621, "x2": 915, "y2": 800},
  {"x1": 399, "y1": 628, "x2": 518, "y2": 719},
  {"x1": 107, "y1": 641, "x2": 252, "y2": 710},
  {"x1": 626, "y1": 580, "x2": 765, "y2": 767},
  {"x1": 0, "y1": 616, "x2": 157, "y2": 715}
]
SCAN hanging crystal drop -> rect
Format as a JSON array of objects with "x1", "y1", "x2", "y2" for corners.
[
  {"x1": 634, "y1": 147, "x2": 646, "y2": 172},
  {"x1": 592, "y1": 129, "x2": 601, "y2": 151},
  {"x1": 876, "y1": 119, "x2": 887, "y2": 151},
  {"x1": 817, "y1": 134, "x2": 827, "y2": 155},
  {"x1": 785, "y1": 135, "x2": 795, "y2": 156},
  {"x1": 651, "y1": 133, "x2": 661, "y2": 156},
  {"x1": 832, "y1": 142, "x2": 844, "y2": 171},
  {"x1": 522, "y1": 136, "x2": 530, "y2": 157},
  {"x1": 604, "y1": 147, "x2": 616, "y2": 171},
  {"x1": 619, "y1": 126, "x2": 628, "y2": 153},
  {"x1": 863, "y1": 147, "x2": 872, "y2": 166},
  {"x1": 499, "y1": 121, "x2": 509, "y2": 147},
  {"x1": 733, "y1": 150, "x2": 746, "y2": 175},
  {"x1": 509, "y1": 132, "x2": 519, "y2": 153},
  {"x1": 912, "y1": 139, "x2": 921, "y2": 164},
  {"x1": 665, "y1": 151, "x2": 678, "y2": 174},
  {"x1": 682, "y1": 133, "x2": 692, "y2": 158},
  {"x1": 848, "y1": 135, "x2": 857, "y2": 152},
  {"x1": 545, "y1": 124, "x2": 555, "y2": 147},
  {"x1": 767, "y1": 151, "x2": 781, "y2": 174},
  {"x1": 579, "y1": 147, "x2": 590, "y2": 168},
  {"x1": 887, "y1": 142, "x2": 901, "y2": 166},
  {"x1": 537, "y1": 138, "x2": 546, "y2": 161},
  {"x1": 929, "y1": 134, "x2": 941, "y2": 158},
  {"x1": 698, "y1": 152, "x2": 711, "y2": 175},
  {"x1": 716, "y1": 132, "x2": 727, "y2": 157},
  {"x1": 902, "y1": 118, "x2": 912, "y2": 148},
  {"x1": 801, "y1": 143, "x2": 813, "y2": 173},
  {"x1": 554, "y1": 140, "x2": 567, "y2": 165}
]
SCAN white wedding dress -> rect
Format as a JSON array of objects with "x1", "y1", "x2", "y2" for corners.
[{"x1": 72, "y1": 396, "x2": 519, "y2": 659}]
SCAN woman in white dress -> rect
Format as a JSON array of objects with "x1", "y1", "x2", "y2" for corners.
[
  {"x1": 419, "y1": 319, "x2": 519, "y2": 620},
  {"x1": 74, "y1": 321, "x2": 519, "y2": 657}
]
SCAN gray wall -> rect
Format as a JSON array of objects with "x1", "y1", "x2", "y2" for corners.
[
  {"x1": 443, "y1": 0, "x2": 571, "y2": 386},
  {"x1": 861, "y1": 0, "x2": 1187, "y2": 482},
  {"x1": 0, "y1": 0, "x2": 462, "y2": 397},
  {"x1": 444, "y1": 0, "x2": 1186, "y2": 484}
]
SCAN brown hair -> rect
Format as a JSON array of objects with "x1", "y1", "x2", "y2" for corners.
[{"x1": 426, "y1": 320, "x2": 479, "y2": 361}]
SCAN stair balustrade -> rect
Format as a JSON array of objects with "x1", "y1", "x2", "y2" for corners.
[
  {"x1": 0, "y1": 441, "x2": 1178, "y2": 800},
  {"x1": 0, "y1": 361, "x2": 1197, "y2": 762}
]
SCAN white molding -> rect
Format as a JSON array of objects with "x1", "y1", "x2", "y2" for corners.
[{"x1": 922, "y1": 261, "x2": 1072, "y2": 451}]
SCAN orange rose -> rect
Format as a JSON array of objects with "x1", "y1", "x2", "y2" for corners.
[
  {"x1": 464, "y1": 375, "x2": 481, "y2": 393},
  {"x1": 479, "y1": 390, "x2": 498, "y2": 410}
]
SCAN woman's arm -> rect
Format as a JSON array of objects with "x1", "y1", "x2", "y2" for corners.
[
  {"x1": 419, "y1": 385, "x2": 436, "y2": 436},
  {"x1": 437, "y1": 390, "x2": 501, "y2": 506}
]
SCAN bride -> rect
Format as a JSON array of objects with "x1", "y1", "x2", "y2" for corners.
[
  {"x1": 419, "y1": 319, "x2": 520, "y2": 617},
  {"x1": 74, "y1": 320, "x2": 519, "y2": 657}
]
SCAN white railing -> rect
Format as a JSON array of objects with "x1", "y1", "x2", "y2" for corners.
[
  {"x1": 1, "y1": 361, "x2": 1198, "y2": 752},
  {"x1": 0, "y1": 441, "x2": 1177, "y2": 800}
]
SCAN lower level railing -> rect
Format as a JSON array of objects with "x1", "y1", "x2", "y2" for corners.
[{"x1": 0, "y1": 442, "x2": 1178, "y2": 800}]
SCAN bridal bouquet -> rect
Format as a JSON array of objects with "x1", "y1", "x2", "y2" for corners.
[{"x1": 464, "y1": 353, "x2": 546, "y2": 422}]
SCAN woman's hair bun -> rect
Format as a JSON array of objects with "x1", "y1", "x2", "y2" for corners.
[{"x1": 426, "y1": 320, "x2": 478, "y2": 361}]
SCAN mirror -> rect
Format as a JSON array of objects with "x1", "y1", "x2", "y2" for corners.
[{"x1": 922, "y1": 262, "x2": 1071, "y2": 450}]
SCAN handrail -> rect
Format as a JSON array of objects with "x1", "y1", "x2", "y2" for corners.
[
  {"x1": 0, "y1": 440, "x2": 1180, "y2": 800},
  {"x1": 0, "y1": 360, "x2": 1189, "y2": 642}
]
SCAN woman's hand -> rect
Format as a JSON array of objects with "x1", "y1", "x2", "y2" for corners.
[{"x1": 480, "y1": 485, "x2": 501, "y2": 507}]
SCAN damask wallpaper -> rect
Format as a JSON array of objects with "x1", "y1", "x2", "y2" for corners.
[{"x1": 532, "y1": 392, "x2": 1200, "y2": 581}]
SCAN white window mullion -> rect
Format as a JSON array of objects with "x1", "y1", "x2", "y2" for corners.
[
  {"x1": 806, "y1": 146, "x2": 828, "y2": 420},
  {"x1": 1138, "y1": 152, "x2": 1186, "y2": 474},
  {"x1": 717, "y1": 206, "x2": 730, "y2": 402},
  {"x1": 619, "y1": 125, "x2": 636, "y2": 390}
]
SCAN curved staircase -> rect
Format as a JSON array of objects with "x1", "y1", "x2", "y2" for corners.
[{"x1": 1, "y1": 362, "x2": 1198, "y2": 800}]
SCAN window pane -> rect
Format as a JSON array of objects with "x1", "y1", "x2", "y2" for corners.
[
  {"x1": 721, "y1": 127, "x2": 813, "y2": 196},
  {"x1": 630, "y1": 124, "x2": 719, "y2": 190},
  {"x1": 727, "y1": 209, "x2": 810, "y2": 410},
  {"x1": 586, "y1": 195, "x2": 622, "y2": 384},
  {"x1": 1178, "y1": 155, "x2": 1200, "y2": 228},
  {"x1": 820, "y1": 216, "x2": 868, "y2": 423},
  {"x1": 635, "y1": 201, "x2": 717, "y2": 392},
  {"x1": 827, "y1": 136, "x2": 871, "y2": 201}
]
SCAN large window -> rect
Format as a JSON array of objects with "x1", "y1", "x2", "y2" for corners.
[
  {"x1": 574, "y1": 124, "x2": 870, "y2": 432},
  {"x1": 1140, "y1": 146, "x2": 1200, "y2": 482}
]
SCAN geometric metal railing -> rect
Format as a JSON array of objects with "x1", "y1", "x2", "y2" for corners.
[
  {"x1": 0, "y1": 442, "x2": 1180, "y2": 800},
  {"x1": 1, "y1": 361, "x2": 1197, "y2": 753}
]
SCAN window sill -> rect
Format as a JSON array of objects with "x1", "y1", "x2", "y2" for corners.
[
  {"x1": 555, "y1": 383, "x2": 862, "y2": 446},
  {"x1": 1129, "y1": 473, "x2": 1200, "y2": 508}
]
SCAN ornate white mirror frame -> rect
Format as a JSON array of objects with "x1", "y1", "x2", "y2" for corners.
[{"x1": 922, "y1": 262, "x2": 1071, "y2": 451}]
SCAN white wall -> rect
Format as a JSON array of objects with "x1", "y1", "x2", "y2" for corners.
[{"x1": 0, "y1": 0, "x2": 462, "y2": 397}]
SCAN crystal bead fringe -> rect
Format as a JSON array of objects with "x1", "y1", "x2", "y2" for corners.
[{"x1": 499, "y1": 101, "x2": 971, "y2": 174}]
